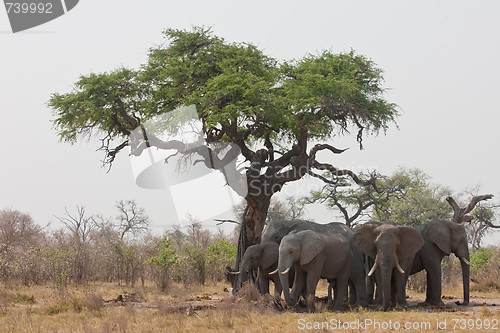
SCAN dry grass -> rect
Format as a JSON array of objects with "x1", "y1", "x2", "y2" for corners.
[{"x1": 0, "y1": 281, "x2": 497, "y2": 332}]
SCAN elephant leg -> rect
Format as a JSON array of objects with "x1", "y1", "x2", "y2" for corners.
[
  {"x1": 334, "y1": 274, "x2": 349, "y2": 311},
  {"x1": 425, "y1": 261, "x2": 444, "y2": 305},
  {"x1": 348, "y1": 280, "x2": 357, "y2": 304},
  {"x1": 258, "y1": 270, "x2": 269, "y2": 295},
  {"x1": 270, "y1": 274, "x2": 282, "y2": 297},
  {"x1": 305, "y1": 272, "x2": 321, "y2": 312},
  {"x1": 395, "y1": 273, "x2": 408, "y2": 308},
  {"x1": 327, "y1": 280, "x2": 334, "y2": 307},
  {"x1": 350, "y1": 249, "x2": 367, "y2": 306}
]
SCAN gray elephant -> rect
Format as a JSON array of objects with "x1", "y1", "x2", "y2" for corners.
[
  {"x1": 274, "y1": 230, "x2": 352, "y2": 311},
  {"x1": 353, "y1": 223, "x2": 424, "y2": 310},
  {"x1": 410, "y1": 219, "x2": 472, "y2": 305},
  {"x1": 230, "y1": 242, "x2": 290, "y2": 296},
  {"x1": 262, "y1": 219, "x2": 368, "y2": 306}
]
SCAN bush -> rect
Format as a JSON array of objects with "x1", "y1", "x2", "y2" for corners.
[{"x1": 470, "y1": 248, "x2": 494, "y2": 272}]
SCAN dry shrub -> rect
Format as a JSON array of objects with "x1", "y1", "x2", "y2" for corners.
[
  {"x1": 101, "y1": 315, "x2": 129, "y2": 333},
  {"x1": 84, "y1": 293, "x2": 104, "y2": 312},
  {"x1": 407, "y1": 270, "x2": 427, "y2": 292},
  {"x1": 0, "y1": 290, "x2": 8, "y2": 315},
  {"x1": 232, "y1": 282, "x2": 280, "y2": 314},
  {"x1": 471, "y1": 279, "x2": 500, "y2": 293},
  {"x1": 45, "y1": 300, "x2": 70, "y2": 315}
]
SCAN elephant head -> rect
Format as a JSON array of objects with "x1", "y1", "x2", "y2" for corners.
[
  {"x1": 353, "y1": 223, "x2": 424, "y2": 310},
  {"x1": 276, "y1": 230, "x2": 325, "y2": 305},
  {"x1": 423, "y1": 219, "x2": 471, "y2": 305},
  {"x1": 261, "y1": 219, "x2": 312, "y2": 244},
  {"x1": 232, "y1": 242, "x2": 279, "y2": 286}
]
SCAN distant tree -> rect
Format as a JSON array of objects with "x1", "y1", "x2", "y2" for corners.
[
  {"x1": 55, "y1": 206, "x2": 95, "y2": 243},
  {"x1": 0, "y1": 209, "x2": 42, "y2": 254},
  {"x1": 146, "y1": 236, "x2": 178, "y2": 291},
  {"x1": 307, "y1": 168, "x2": 452, "y2": 226},
  {"x1": 307, "y1": 171, "x2": 389, "y2": 227},
  {"x1": 115, "y1": 200, "x2": 150, "y2": 240},
  {"x1": 206, "y1": 239, "x2": 237, "y2": 282},
  {"x1": 55, "y1": 206, "x2": 96, "y2": 284},
  {"x1": 372, "y1": 168, "x2": 452, "y2": 225},
  {"x1": 446, "y1": 188, "x2": 496, "y2": 251},
  {"x1": 49, "y1": 26, "x2": 398, "y2": 275},
  {"x1": 0, "y1": 209, "x2": 44, "y2": 283}
]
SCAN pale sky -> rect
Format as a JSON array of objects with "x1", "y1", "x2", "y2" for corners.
[{"x1": 1, "y1": 0, "x2": 499, "y2": 244}]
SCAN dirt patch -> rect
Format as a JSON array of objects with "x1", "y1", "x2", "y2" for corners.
[{"x1": 100, "y1": 289, "x2": 500, "y2": 315}]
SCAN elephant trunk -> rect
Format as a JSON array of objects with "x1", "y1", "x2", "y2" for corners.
[
  {"x1": 239, "y1": 269, "x2": 249, "y2": 287},
  {"x1": 279, "y1": 269, "x2": 293, "y2": 305},
  {"x1": 459, "y1": 255, "x2": 470, "y2": 306},
  {"x1": 278, "y1": 259, "x2": 295, "y2": 305},
  {"x1": 380, "y1": 264, "x2": 392, "y2": 311}
]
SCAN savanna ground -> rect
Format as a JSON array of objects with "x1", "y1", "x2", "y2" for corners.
[{"x1": 0, "y1": 278, "x2": 498, "y2": 333}]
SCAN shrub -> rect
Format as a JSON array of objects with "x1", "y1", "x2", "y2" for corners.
[{"x1": 470, "y1": 248, "x2": 493, "y2": 272}]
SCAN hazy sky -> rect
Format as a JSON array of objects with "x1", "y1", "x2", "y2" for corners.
[{"x1": 1, "y1": 0, "x2": 499, "y2": 244}]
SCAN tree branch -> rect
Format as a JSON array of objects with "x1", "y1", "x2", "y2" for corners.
[
  {"x1": 215, "y1": 219, "x2": 241, "y2": 226},
  {"x1": 446, "y1": 194, "x2": 494, "y2": 223}
]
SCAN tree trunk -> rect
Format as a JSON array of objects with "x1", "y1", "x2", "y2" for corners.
[{"x1": 232, "y1": 195, "x2": 270, "y2": 291}]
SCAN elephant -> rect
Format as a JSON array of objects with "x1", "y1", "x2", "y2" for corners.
[
  {"x1": 353, "y1": 223, "x2": 424, "y2": 310},
  {"x1": 262, "y1": 219, "x2": 368, "y2": 306},
  {"x1": 274, "y1": 229, "x2": 352, "y2": 311},
  {"x1": 230, "y1": 242, "x2": 291, "y2": 296},
  {"x1": 410, "y1": 219, "x2": 472, "y2": 305}
]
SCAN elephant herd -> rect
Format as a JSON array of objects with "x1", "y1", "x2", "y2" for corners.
[{"x1": 231, "y1": 218, "x2": 471, "y2": 311}]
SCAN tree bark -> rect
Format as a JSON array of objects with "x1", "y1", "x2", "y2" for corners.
[{"x1": 232, "y1": 195, "x2": 270, "y2": 291}]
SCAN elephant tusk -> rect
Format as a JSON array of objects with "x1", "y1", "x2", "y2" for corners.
[
  {"x1": 396, "y1": 263, "x2": 405, "y2": 274},
  {"x1": 280, "y1": 267, "x2": 291, "y2": 275},
  {"x1": 368, "y1": 261, "x2": 378, "y2": 277},
  {"x1": 460, "y1": 257, "x2": 475, "y2": 267},
  {"x1": 229, "y1": 271, "x2": 240, "y2": 275},
  {"x1": 269, "y1": 268, "x2": 279, "y2": 275}
]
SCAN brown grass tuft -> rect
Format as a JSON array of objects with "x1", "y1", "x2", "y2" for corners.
[{"x1": 471, "y1": 279, "x2": 500, "y2": 293}]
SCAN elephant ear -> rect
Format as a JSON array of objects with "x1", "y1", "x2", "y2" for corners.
[
  {"x1": 352, "y1": 223, "x2": 378, "y2": 258},
  {"x1": 426, "y1": 220, "x2": 451, "y2": 255},
  {"x1": 397, "y1": 226, "x2": 424, "y2": 259},
  {"x1": 261, "y1": 242, "x2": 279, "y2": 270},
  {"x1": 299, "y1": 231, "x2": 325, "y2": 265}
]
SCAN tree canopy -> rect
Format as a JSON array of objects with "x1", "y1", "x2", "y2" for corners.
[{"x1": 50, "y1": 26, "x2": 397, "y2": 175}]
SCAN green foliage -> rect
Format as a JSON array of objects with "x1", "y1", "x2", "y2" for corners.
[
  {"x1": 280, "y1": 50, "x2": 397, "y2": 140},
  {"x1": 470, "y1": 247, "x2": 494, "y2": 272},
  {"x1": 207, "y1": 239, "x2": 237, "y2": 264},
  {"x1": 146, "y1": 237, "x2": 178, "y2": 269},
  {"x1": 373, "y1": 167, "x2": 451, "y2": 225},
  {"x1": 49, "y1": 68, "x2": 147, "y2": 142}
]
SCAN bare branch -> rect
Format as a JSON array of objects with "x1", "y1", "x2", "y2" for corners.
[
  {"x1": 215, "y1": 219, "x2": 241, "y2": 226},
  {"x1": 446, "y1": 194, "x2": 494, "y2": 223}
]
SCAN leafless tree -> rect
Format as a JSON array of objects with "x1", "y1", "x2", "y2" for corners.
[
  {"x1": 55, "y1": 206, "x2": 95, "y2": 243},
  {"x1": 447, "y1": 190, "x2": 499, "y2": 251},
  {"x1": 116, "y1": 200, "x2": 150, "y2": 240}
]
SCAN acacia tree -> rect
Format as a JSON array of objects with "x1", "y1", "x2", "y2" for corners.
[{"x1": 49, "y1": 27, "x2": 398, "y2": 270}]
